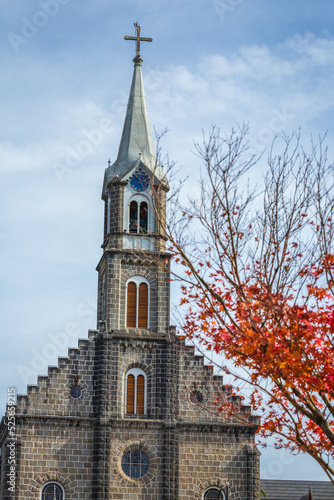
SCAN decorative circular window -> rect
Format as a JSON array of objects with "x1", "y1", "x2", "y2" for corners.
[
  {"x1": 70, "y1": 387, "x2": 82, "y2": 399},
  {"x1": 204, "y1": 487, "x2": 225, "y2": 499},
  {"x1": 121, "y1": 449, "x2": 150, "y2": 479},
  {"x1": 190, "y1": 390, "x2": 203, "y2": 404}
]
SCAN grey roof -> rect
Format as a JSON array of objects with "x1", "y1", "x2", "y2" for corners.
[
  {"x1": 260, "y1": 479, "x2": 334, "y2": 500},
  {"x1": 103, "y1": 56, "x2": 167, "y2": 195}
]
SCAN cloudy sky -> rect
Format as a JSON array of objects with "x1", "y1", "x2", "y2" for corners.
[{"x1": 1, "y1": 0, "x2": 334, "y2": 482}]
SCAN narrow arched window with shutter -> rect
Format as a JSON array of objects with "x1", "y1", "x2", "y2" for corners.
[
  {"x1": 126, "y1": 374, "x2": 135, "y2": 414},
  {"x1": 126, "y1": 277, "x2": 149, "y2": 328},
  {"x1": 125, "y1": 369, "x2": 147, "y2": 416},
  {"x1": 126, "y1": 282, "x2": 137, "y2": 327},
  {"x1": 136, "y1": 374, "x2": 145, "y2": 415},
  {"x1": 138, "y1": 283, "x2": 148, "y2": 328}
]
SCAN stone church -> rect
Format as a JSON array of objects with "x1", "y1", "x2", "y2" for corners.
[{"x1": 0, "y1": 26, "x2": 260, "y2": 500}]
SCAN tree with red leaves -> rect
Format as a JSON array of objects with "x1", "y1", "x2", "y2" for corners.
[{"x1": 162, "y1": 126, "x2": 334, "y2": 482}]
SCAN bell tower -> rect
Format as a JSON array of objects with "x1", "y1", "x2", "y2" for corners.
[{"x1": 96, "y1": 25, "x2": 170, "y2": 334}]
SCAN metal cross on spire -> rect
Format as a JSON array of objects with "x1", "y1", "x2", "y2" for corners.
[{"x1": 124, "y1": 23, "x2": 153, "y2": 57}]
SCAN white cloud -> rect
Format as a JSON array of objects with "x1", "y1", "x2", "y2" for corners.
[{"x1": 143, "y1": 34, "x2": 334, "y2": 171}]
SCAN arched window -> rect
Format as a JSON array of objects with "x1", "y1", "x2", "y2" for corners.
[
  {"x1": 129, "y1": 198, "x2": 148, "y2": 234},
  {"x1": 125, "y1": 368, "x2": 147, "y2": 415},
  {"x1": 203, "y1": 488, "x2": 225, "y2": 500},
  {"x1": 126, "y1": 277, "x2": 149, "y2": 328},
  {"x1": 41, "y1": 482, "x2": 64, "y2": 500}
]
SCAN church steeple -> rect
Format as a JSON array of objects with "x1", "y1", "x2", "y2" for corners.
[
  {"x1": 103, "y1": 24, "x2": 166, "y2": 196},
  {"x1": 116, "y1": 55, "x2": 156, "y2": 171},
  {"x1": 97, "y1": 26, "x2": 171, "y2": 333}
]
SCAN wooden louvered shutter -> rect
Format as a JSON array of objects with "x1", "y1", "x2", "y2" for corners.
[
  {"x1": 136, "y1": 374, "x2": 145, "y2": 415},
  {"x1": 126, "y1": 374, "x2": 135, "y2": 414},
  {"x1": 127, "y1": 282, "x2": 137, "y2": 327},
  {"x1": 138, "y1": 283, "x2": 148, "y2": 328}
]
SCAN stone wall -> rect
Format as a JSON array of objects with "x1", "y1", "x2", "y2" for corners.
[
  {"x1": 109, "y1": 421, "x2": 165, "y2": 499},
  {"x1": 178, "y1": 426, "x2": 260, "y2": 500},
  {"x1": 14, "y1": 418, "x2": 93, "y2": 499},
  {"x1": 97, "y1": 255, "x2": 171, "y2": 334},
  {"x1": 0, "y1": 324, "x2": 259, "y2": 500},
  {"x1": 15, "y1": 334, "x2": 96, "y2": 419}
]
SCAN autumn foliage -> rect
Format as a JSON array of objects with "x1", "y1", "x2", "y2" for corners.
[
  {"x1": 179, "y1": 253, "x2": 334, "y2": 480},
  {"x1": 162, "y1": 126, "x2": 334, "y2": 482}
]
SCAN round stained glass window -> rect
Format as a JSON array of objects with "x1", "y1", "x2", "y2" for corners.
[
  {"x1": 190, "y1": 390, "x2": 203, "y2": 404},
  {"x1": 121, "y1": 449, "x2": 150, "y2": 479},
  {"x1": 70, "y1": 387, "x2": 82, "y2": 399}
]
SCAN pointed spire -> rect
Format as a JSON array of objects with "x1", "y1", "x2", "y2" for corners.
[
  {"x1": 116, "y1": 56, "x2": 156, "y2": 170},
  {"x1": 104, "y1": 26, "x2": 167, "y2": 194}
]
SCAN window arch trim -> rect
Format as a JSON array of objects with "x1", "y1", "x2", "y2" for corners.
[
  {"x1": 203, "y1": 487, "x2": 225, "y2": 500},
  {"x1": 126, "y1": 276, "x2": 149, "y2": 287},
  {"x1": 41, "y1": 482, "x2": 65, "y2": 500},
  {"x1": 125, "y1": 368, "x2": 147, "y2": 416},
  {"x1": 125, "y1": 276, "x2": 150, "y2": 328}
]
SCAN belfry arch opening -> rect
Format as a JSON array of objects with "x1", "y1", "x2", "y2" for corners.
[{"x1": 129, "y1": 197, "x2": 149, "y2": 234}]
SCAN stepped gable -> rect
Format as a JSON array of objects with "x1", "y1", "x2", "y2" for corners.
[
  {"x1": 177, "y1": 339, "x2": 260, "y2": 426},
  {"x1": 10, "y1": 326, "x2": 258, "y2": 427},
  {"x1": 7, "y1": 324, "x2": 258, "y2": 428},
  {"x1": 15, "y1": 331, "x2": 98, "y2": 419}
]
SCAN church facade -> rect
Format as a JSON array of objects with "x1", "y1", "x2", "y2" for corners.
[{"x1": 0, "y1": 27, "x2": 260, "y2": 500}]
